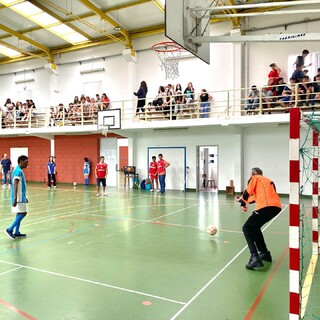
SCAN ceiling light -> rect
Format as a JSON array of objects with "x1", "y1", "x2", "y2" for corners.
[
  {"x1": 0, "y1": 44, "x2": 22, "y2": 57},
  {"x1": 114, "y1": 26, "x2": 122, "y2": 31}
]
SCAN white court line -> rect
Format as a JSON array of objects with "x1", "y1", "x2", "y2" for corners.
[
  {"x1": 0, "y1": 259, "x2": 186, "y2": 306},
  {"x1": 0, "y1": 266, "x2": 22, "y2": 276},
  {"x1": 170, "y1": 205, "x2": 288, "y2": 320}
]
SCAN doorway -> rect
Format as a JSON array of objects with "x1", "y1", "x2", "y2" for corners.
[{"x1": 197, "y1": 145, "x2": 218, "y2": 192}]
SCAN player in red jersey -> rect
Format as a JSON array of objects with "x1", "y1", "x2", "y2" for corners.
[
  {"x1": 149, "y1": 156, "x2": 158, "y2": 192},
  {"x1": 157, "y1": 154, "x2": 170, "y2": 194},
  {"x1": 95, "y1": 156, "x2": 108, "y2": 197}
]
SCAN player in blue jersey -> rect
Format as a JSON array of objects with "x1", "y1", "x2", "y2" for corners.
[
  {"x1": 4, "y1": 155, "x2": 29, "y2": 239},
  {"x1": 47, "y1": 156, "x2": 56, "y2": 188},
  {"x1": 83, "y1": 157, "x2": 90, "y2": 186}
]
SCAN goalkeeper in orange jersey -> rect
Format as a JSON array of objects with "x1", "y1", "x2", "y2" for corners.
[{"x1": 236, "y1": 167, "x2": 282, "y2": 270}]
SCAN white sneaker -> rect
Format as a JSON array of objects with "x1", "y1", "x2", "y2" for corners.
[
  {"x1": 150, "y1": 189, "x2": 154, "y2": 192},
  {"x1": 103, "y1": 193, "x2": 108, "y2": 196},
  {"x1": 53, "y1": 186, "x2": 57, "y2": 188},
  {"x1": 7, "y1": 184, "x2": 11, "y2": 189},
  {"x1": 2, "y1": 185, "x2": 6, "y2": 189},
  {"x1": 96, "y1": 193, "x2": 100, "y2": 197},
  {"x1": 48, "y1": 186, "x2": 51, "y2": 189},
  {"x1": 157, "y1": 189, "x2": 161, "y2": 192}
]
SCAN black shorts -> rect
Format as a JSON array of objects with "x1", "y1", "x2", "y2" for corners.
[{"x1": 96, "y1": 178, "x2": 106, "y2": 187}]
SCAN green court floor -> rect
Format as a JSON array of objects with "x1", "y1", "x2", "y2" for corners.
[{"x1": 0, "y1": 184, "x2": 300, "y2": 319}]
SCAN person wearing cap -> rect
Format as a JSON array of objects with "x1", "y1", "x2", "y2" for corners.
[
  {"x1": 245, "y1": 85, "x2": 260, "y2": 114},
  {"x1": 236, "y1": 167, "x2": 282, "y2": 270}
]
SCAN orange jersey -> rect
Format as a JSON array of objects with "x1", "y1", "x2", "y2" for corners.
[{"x1": 245, "y1": 175, "x2": 281, "y2": 211}]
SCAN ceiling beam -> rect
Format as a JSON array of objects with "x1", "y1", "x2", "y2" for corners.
[
  {"x1": 78, "y1": 0, "x2": 132, "y2": 48},
  {"x1": 28, "y1": 0, "x2": 93, "y2": 41},
  {"x1": 0, "y1": 23, "x2": 53, "y2": 61},
  {"x1": 151, "y1": 0, "x2": 164, "y2": 13}
]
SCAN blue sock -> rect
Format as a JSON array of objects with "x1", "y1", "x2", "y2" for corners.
[
  {"x1": 8, "y1": 214, "x2": 26, "y2": 233},
  {"x1": 85, "y1": 178, "x2": 89, "y2": 186}
]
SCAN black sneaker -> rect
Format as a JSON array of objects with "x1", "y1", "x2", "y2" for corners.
[
  {"x1": 245, "y1": 254, "x2": 264, "y2": 270},
  {"x1": 14, "y1": 232, "x2": 27, "y2": 238},
  {"x1": 4, "y1": 229, "x2": 16, "y2": 239},
  {"x1": 259, "y1": 251, "x2": 272, "y2": 262}
]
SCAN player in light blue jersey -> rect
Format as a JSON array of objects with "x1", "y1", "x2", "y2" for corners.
[
  {"x1": 83, "y1": 157, "x2": 90, "y2": 186},
  {"x1": 4, "y1": 155, "x2": 29, "y2": 239}
]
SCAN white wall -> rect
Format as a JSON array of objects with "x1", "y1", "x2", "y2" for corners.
[{"x1": 123, "y1": 124, "x2": 290, "y2": 194}]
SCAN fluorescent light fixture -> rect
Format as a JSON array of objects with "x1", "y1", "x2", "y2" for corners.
[
  {"x1": 0, "y1": 44, "x2": 22, "y2": 57},
  {"x1": 80, "y1": 68, "x2": 105, "y2": 75},
  {"x1": 32, "y1": 12, "x2": 59, "y2": 26},
  {"x1": 15, "y1": 78, "x2": 35, "y2": 84},
  {"x1": 12, "y1": 2, "x2": 42, "y2": 15},
  {"x1": 114, "y1": 26, "x2": 122, "y2": 31},
  {"x1": 62, "y1": 33, "x2": 88, "y2": 44},
  {"x1": 0, "y1": 0, "x2": 89, "y2": 45}
]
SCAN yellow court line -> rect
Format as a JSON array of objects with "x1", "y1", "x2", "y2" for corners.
[{"x1": 300, "y1": 237, "x2": 320, "y2": 318}]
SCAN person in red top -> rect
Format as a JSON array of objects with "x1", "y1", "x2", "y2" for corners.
[
  {"x1": 149, "y1": 156, "x2": 158, "y2": 192},
  {"x1": 95, "y1": 156, "x2": 108, "y2": 197},
  {"x1": 236, "y1": 167, "x2": 282, "y2": 270},
  {"x1": 157, "y1": 154, "x2": 170, "y2": 194},
  {"x1": 268, "y1": 63, "x2": 281, "y2": 88}
]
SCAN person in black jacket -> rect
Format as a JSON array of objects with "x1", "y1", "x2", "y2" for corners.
[{"x1": 134, "y1": 81, "x2": 148, "y2": 115}]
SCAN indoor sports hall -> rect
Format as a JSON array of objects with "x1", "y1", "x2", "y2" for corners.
[{"x1": 0, "y1": 1, "x2": 319, "y2": 319}]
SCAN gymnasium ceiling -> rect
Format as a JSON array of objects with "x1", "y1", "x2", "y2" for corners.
[{"x1": 0, "y1": 0, "x2": 318, "y2": 65}]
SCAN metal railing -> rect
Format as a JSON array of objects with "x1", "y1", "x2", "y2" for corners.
[{"x1": 0, "y1": 83, "x2": 318, "y2": 131}]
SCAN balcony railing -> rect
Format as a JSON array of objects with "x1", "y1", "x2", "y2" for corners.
[{"x1": 0, "y1": 83, "x2": 318, "y2": 131}]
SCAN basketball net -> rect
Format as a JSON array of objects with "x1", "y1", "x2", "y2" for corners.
[
  {"x1": 152, "y1": 42, "x2": 184, "y2": 80},
  {"x1": 101, "y1": 126, "x2": 109, "y2": 138}
]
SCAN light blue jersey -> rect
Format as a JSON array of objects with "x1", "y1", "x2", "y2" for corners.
[
  {"x1": 11, "y1": 166, "x2": 27, "y2": 204},
  {"x1": 83, "y1": 161, "x2": 90, "y2": 174}
]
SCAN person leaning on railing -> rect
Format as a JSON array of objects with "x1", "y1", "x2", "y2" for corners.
[
  {"x1": 298, "y1": 76, "x2": 314, "y2": 107},
  {"x1": 199, "y1": 89, "x2": 213, "y2": 118},
  {"x1": 245, "y1": 85, "x2": 260, "y2": 115},
  {"x1": 278, "y1": 78, "x2": 296, "y2": 110}
]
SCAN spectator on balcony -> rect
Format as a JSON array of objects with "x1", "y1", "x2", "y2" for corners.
[
  {"x1": 174, "y1": 90, "x2": 184, "y2": 115},
  {"x1": 275, "y1": 77, "x2": 286, "y2": 98},
  {"x1": 95, "y1": 94, "x2": 101, "y2": 103},
  {"x1": 134, "y1": 80, "x2": 148, "y2": 115},
  {"x1": 313, "y1": 68, "x2": 320, "y2": 81},
  {"x1": 309, "y1": 75, "x2": 320, "y2": 106},
  {"x1": 152, "y1": 86, "x2": 166, "y2": 111},
  {"x1": 298, "y1": 76, "x2": 313, "y2": 106},
  {"x1": 245, "y1": 85, "x2": 260, "y2": 114},
  {"x1": 88, "y1": 98, "x2": 99, "y2": 118},
  {"x1": 101, "y1": 93, "x2": 110, "y2": 110},
  {"x1": 74, "y1": 96, "x2": 80, "y2": 107},
  {"x1": 278, "y1": 78, "x2": 296, "y2": 109},
  {"x1": 175, "y1": 83, "x2": 182, "y2": 93},
  {"x1": 199, "y1": 89, "x2": 213, "y2": 118},
  {"x1": 268, "y1": 63, "x2": 281, "y2": 87},
  {"x1": 163, "y1": 91, "x2": 175, "y2": 119},
  {"x1": 261, "y1": 87, "x2": 274, "y2": 114},
  {"x1": 183, "y1": 82, "x2": 195, "y2": 111},
  {"x1": 292, "y1": 49, "x2": 311, "y2": 82}
]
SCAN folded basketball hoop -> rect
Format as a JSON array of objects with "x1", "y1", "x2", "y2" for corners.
[{"x1": 151, "y1": 41, "x2": 185, "y2": 80}]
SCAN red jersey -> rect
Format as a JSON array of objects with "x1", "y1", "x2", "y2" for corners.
[
  {"x1": 96, "y1": 163, "x2": 108, "y2": 178},
  {"x1": 268, "y1": 69, "x2": 279, "y2": 84},
  {"x1": 157, "y1": 159, "x2": 168, "y2": 175},
  {"x1": 149, "y1": 161, "x2": 157, "y2": 175}
]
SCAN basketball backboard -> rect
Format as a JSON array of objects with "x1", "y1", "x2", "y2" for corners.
[
  {"x1": 165, "y1": 0, "x2": 210, "y2": 64},
  {"x1": 97, "y1": 109, "x2": 121, "y2": 130}
]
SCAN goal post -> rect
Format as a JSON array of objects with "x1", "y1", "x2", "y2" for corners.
[{"x1": 289, "y1": 107, "x2": 320, "y2": 319}]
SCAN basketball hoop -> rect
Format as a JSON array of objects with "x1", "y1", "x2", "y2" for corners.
[{"x1": 151, "y1": 41, "x2": 185, "y2": 80}]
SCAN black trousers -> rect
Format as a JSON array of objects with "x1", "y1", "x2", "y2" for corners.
[
  {"x1": 48, "y1": 173, "x2": 56, "y2": 187},
  {"x1": 136, "y1": 99, "x2": 146, "y2": 113},
  {"x1": 242, "y1": 206, "x2": 281, "y2": 255}
]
